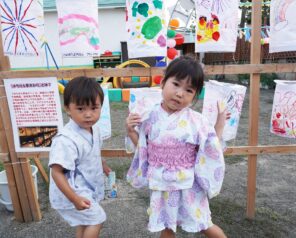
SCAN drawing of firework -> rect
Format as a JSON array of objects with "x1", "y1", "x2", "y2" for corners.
[{"x1": 0, "y1": 0, "x2": 44, "y2": 56}]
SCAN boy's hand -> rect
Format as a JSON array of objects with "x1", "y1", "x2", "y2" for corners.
[
  {"x1": 102, "y1": 159, "x2": 112, "y2": 176},
  {"x1": 73, "y1": 195, "x2": 91, "y2": 210},
  {"x1": 126, "y1": 113, "x2": 141, "y2": 133}
]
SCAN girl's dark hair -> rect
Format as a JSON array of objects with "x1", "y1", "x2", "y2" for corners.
[
  {"x1": 64, "y1": 76, "x2": 104, "y2": 107},
  {"x1": 162, "y1": 55, "x2": 204, "y2": 95}
]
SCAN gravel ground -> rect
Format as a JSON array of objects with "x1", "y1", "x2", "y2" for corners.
[{"x1": 0, "y1": 88, "x2": 296, "y2": 238}]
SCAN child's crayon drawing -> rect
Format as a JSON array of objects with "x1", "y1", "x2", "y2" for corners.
[
  {"x1": 56, "y1": 0, "x2": 100, "y2": 57},
  {"x1": 270, "y1": 80, "x2": 296, "y2": 138},
  {"x1": 126, "y1": 0, "x2": 167, "y2": 58},
  {"x1": 0, "y1": 0, "x2": 45, "y2": 56},
  {"x1": 195, "y1": 0, "x2": 239, "y2": 52}
]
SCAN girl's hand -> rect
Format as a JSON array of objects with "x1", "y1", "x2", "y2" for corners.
[
  {"x1": 73, "y1": 195, "x2": 91, "y2": 210},
  {"x1": 215, "y1": 101, "x2": 231, "y2": 140},
  {"x1": 102, "y1": 159, "x2": 112, "y2": 176},
  {"x1": 126, "y1": 113, "x2": 141, "y2": 133}
]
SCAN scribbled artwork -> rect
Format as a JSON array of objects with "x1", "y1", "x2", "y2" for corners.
[
  {"x1": 270, "y1": 81, "x2": 296, "y2": 138},
  {"x1": 194, "y1": 0, "x2": 239, "y2": 52},
  {"x1": 0, "y1": 0, "x2": 45, "y2": 56},
  {"x1": 126, "y1": 0, "x2": 167, "y2": 58},
  {"x1": 96, "y1": 87, "x2": 111, "y2": 140},
  {"x1": 56, "y1": 0, "x2": 100, "y2": 57},
  {"x1": 129, "y1": 87, "x2": 162, "y2": 121},
  {"x1": 202, "y1": 80, "x2": 246, "y2": 141},
  {"x1": 269, "y1": 0, "x2": 296, "y2": 53}
]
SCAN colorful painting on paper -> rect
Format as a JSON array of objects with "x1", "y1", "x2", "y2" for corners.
[
  {"x1": 0, "y1": 0, "x2": 45, "y2": 56},
  {"x1": 129, "y1": 87, "x2": 162, "y2": 121},
  {"x1": 194, "y1": 0, "x2": 239, "y2": 52},
  {"x1": 269, "y1": 0, "x2": 296, "y2": 53},
  {"x1": 202, "y1": 80, "x2": 246, "y2": 141},
  {"x1": 126, "y1": 0, "x2": 167, "y2": 58},
  {"x1": 270, "y1": 81, "x2": 296, "y2": 138},
  {"x1": 56, "y1": 0, "x2": 100, "y2": 57},
  {"x1": 96, "y1": 88, "x2": 111, "y2": 140}
]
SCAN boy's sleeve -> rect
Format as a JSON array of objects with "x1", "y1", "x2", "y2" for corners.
[
  {"x1": 126, "y1": 123, "x2": 149, "y2": 188},
  {"x1": 48, "y1": 135, "x2": 78, "y2": 171},
  {"x1": 194, "y1": 124, "x2": 225, "y2": 199},
  {"x1": 98, "y1": 126, "x2": 103, "y2": 149}
]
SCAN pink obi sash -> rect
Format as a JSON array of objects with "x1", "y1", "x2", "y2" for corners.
[{"x1": 147, "y1": 140, "x2": 198, "y2": 171}]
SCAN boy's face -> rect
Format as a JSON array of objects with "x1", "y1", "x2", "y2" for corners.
[{"x1": 65, "y1": 96, "x2": 101, "y2": 132}]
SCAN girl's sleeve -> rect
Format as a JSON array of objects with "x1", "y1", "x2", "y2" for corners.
[
  {"x1": 48, "y1": 135, "x2": 77, "y2": 171},
  {"x1": 194, "y1": 125, "x2": 225, "y2": 199},
  {"x1": 126, "y1": 123, "x2": 149, "y2": 188},
  {"x1": 125, "y1": 126, "x2": 139, "y2": 154}
]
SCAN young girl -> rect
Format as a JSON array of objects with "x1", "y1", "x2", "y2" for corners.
[
  {"x1": 126, "y1": 56, "x2": 227, "y2": 238},
  {"x1": 49, "y1": 76, "x2": 111, "y2": 238}
]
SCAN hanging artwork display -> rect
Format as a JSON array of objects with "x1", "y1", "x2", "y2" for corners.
[
  {"x1": 270, "y1": 80, "x2": 296, "y2": 138},
  {"x1": 269, "y1": 0, "x2": 296, "y2": 53},
  {"x1": 129, "y1": 87, "x2": 162, "y2": 121},
  {"x1": 126, "y1": 0, "x2": 167, "y2": 58},
  {"x1": 194, "y1": 0, "x2": 239, "y2": 52},
  {"x1": 56, "y1": 0, "x2": 100, "y2": 57},
  {"x1": 96, "y1": 87, "x2": 111, "y2": 140},
  {"x1": 202, "y1": 80, "x2": 246, "y2": 141},
  {"x1": 0, "y1": 0, "x2": 45, "y2": 56}
]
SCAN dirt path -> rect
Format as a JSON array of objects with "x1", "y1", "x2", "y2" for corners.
[{"x1": 0, "y1": 89, "x2": 295, "y2": 237}]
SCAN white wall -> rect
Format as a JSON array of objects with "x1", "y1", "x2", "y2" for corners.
[
  {"x1": 98, "y1": 8, "x2": 127, "y2": 53},
  {"x1": 9, "y1": 8, "x2": 127, "y2": 70}
]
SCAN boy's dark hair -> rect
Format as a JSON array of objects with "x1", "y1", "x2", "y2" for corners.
[
  {"x1": 162, "y1": 55, "x2": 204, "y2": 95},
  {"x1": 64, "y1": 76, "x2": 104, "y2": 107}
]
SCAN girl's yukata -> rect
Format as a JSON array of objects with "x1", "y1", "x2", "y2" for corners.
[
  {"x1": 49, "y1": 119, "x2": 106, "y2": 227},
  {"x1": 126, "y1": 104, "x2": 225, "y2": 233}
]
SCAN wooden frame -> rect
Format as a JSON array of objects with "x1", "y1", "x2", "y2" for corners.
[{"x1": 0, "y1": 2, "x2": 295, "y2": 222}]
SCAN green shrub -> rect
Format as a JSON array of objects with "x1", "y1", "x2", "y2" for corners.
[
  {"x1": 238, "y1": 73, "x2": 277, "y2": 89},
  {"x1": 238, "y1": 74, "x2": 250, "y2": 85},
  {"x1": 260, "y1": 73, "x2": 277, "y2": 89}
]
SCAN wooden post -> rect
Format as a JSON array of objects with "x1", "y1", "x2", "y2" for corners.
[
  {"x1": 0, "y1": 95, "x2": 42, "y2": 222},
  {"x1": 0, "y1": 28, "x2": 10, "y2": 71},
  {"x1": 0, "y1": 31, "x2": 24, "y2": 221},
  {"x1": 0, "y1": 104, "x2": 8, "y2": 153},
  {"x1": 0, "y1": 32, "x2": 41, "y2": 222},
  {"x1": 20, "y1": 158, "x2": 41, "y2": 221},
  {"x1": 0, "y1": 99, "x2": 24, "y2": 220},
  {"x1": 247, "y1": 2, "x2": 262, "y2": 219},
  {"x1": 0, "y1": 99, "x2": 37, "y2": 221},
  {"x1": 0, "y1": 107, "x2": 23, "y2": 220},
  {"x1": 3, "y1": 162, "x2": 23, "y2": 219}
]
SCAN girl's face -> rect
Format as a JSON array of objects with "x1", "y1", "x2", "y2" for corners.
[
  {"x1": 161, "y1": 76, "x2": 197, "y2": 114},
  {"x1": 65, "y1": 96, "x2": 101, "y2": 133}
]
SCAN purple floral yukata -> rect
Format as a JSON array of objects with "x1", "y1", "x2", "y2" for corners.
[{"x1": 126, "y1": 104, "x2": 225, "y2": 233}]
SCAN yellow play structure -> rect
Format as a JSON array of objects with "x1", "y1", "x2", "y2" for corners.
[
  {"x1": 57, "y1": 59, "x2": 152, "y2": 94},
  {"x1": 102, "y1": 59, "x2": 151, "y2": 88}
]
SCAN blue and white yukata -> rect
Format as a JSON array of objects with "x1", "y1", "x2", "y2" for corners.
[
  {"x1": 49, "y1": 119, "x2": 106, "y2": 227},
  {"x1": 126, "y1": 104, "x2": 225, "y2": 233}
]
